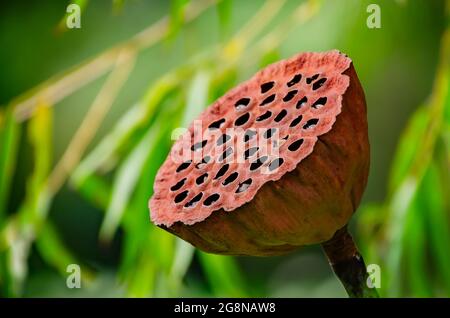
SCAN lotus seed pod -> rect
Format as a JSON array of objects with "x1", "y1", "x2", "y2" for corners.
[{"x1": 150, "y1": 50, "x2": 369, "y2": 257}]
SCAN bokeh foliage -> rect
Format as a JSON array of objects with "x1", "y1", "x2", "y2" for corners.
[{"x1": 0, "y1": 0, "x2": 449, "y2": 297}]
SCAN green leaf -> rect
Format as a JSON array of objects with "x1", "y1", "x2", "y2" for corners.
[
  {"x1": 217, "y1": 0, "x2": 233, "y2": 39},
  {"x1": 385, "y1": 175, "x2": 417, "y2": 297},
  {"x1": 1, "y1": 218, "x2": 33, "y2": 296},
  {"x1": 0, "y1": 249, "x2": 14, "y2": 296},
  {"x1": 118, "y1": 84, "x2": 187, "y2": 291},
  {"x1": 36, "y1": 221, "x2": 93, "y2": 282},
  {"x1": 259, "y1": 49, "x2": 281, "y2": 68},
  {"x1": 0, "y1": 107, "x2": 20, "y2": 223},
  {"x1": 2, "y1": 104, "x2": 53, "y2": 296},
  {"x1": 20, "y1": 104, "x2": 52, "y2": 225},
  {"x1": 120, "y1": 140, "x2": 174, "y2": 296},
  {"x1": 99, "y1": 120, "x2": 164, "y2": 241},
  {"x1": 149, "y1": 230, "x2": 175, "y2": 275},
  {"x1": 100, "y1": 84, "x2": 183, "y2": 242},
  {"x1": 121, "y1": 120, "x2": 179, "y2": 295},
  {"x1": 208, "y1": 67, "x2": 237, "y2": 102},
  {"x1": 442, "y1": 68, "x2": 450, "y2": 163},
  {"x1": 388, "y1": 107, "x2": 430, "y2": 194},
  {"x1": 444, "y1": 73, "x2": 450, "y2": 125},
  {"x1": 119, "y1": 123, "x2": 175, "y2": 280},
  {"x1": 147, "y1": 71, "x2": 211, "y2": 290},
  {"x1": 422, "y1": 162, "x2": 450, "y2": 295},
  {"x1": 167, "y1": 0, "x2": 190, "y2": 41},
  {"x1": 356, "y1": 203, "x2": 385, "y2": 265},
  {"x1": 198, "y1": 252, "x2": 247, "y2": 297},
  {"x1": 404, "y1": 197, "x2": 432, "y2": 297},
  {"x1": 182, "y1": 70, "x2": 211, "y2": 126},
  {"x1": 112, "y1": 0, "x2": 125, "y2": 14},
  {"x1": 170, "y1": 239, "x2": 194, "y2": 284},
  {"x1": 120, "y1": 71, "x2": 210, "y2": 295},
  {"x1": 71, "y1": 75, "x2": 179, "y2": 188},
  {"x1": 126, "y1": 249, "x2": 157, "y2": 297},
  {"x1": 73, "y1": 173, "x2": 111, "y2": 210}
]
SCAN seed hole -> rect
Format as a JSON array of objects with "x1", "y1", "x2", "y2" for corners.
[
  {"x1": 217, "y1": 134, "x2": 231, "y2": 146},
  {"x1": 170, "y1": 178, "x2": 186, "y2": 191},
  {"x1": 208, "y1": 118, "x2": 226, "y2": 130},
  {"x1": 303, "y1": 118, "x2": 319, "y2": 129},
  {"x1": 312, "y1": 78, "x2": 327, "y2": 90},
  {"x1": 196, "y1": 173, "x2": 208, "y2": 185},
  {"x1": 222, "y1": 172, "x2": 239, "y2": 186},
  {"x1": 214, "y1": 164, "x2": 230, "y2": 179},
  {"x1": 244, "y1": 130, "x2": 257, "y2": 142},
  {"x1": 235, "y1": 97, "x2": 251, "y2": 110},
  {"x1": 290, "y1": 115, "x2": 303, "y2": 127},
  {"x1": 174, "y1": 190, "x2": 189, "y2": 203},
  {"x1": 261, "y1": 81, "x2": 275, "y2": 93},
  {"x1": 234, "y1": 113, "x2": 250, "y2": 126},
  {"x1": 274, "y1": 109, "x2": 288, "y2": 122},
  {"x1": 219, "y1": 147, "x2": 233, "y2": 162},
  {"x1": 236, "y1": 179, "x2": 253, "y2": 193},
  {"x1": 268, "y1": 158, "x2": 284, "y2": 172},
  {"x1": 176, "y1": 160, "x2": 192, "y2": 173},
  {"x1": 312, "y1": 97, "x2": 327, "y2": 109},
  {"x1": 249, "y1": 156, "x2": 268, "y2": 171},
  {"x1": 191, "y1": 140, "x2": 207, "y2": 152},
  {"x1": 203, "y1": 193, "x2": 220, "y2": 206},
  {"x1": 287, "y1": 74, "x2": 302, "y2": 87},
  {"x1": 259, "y1": 94, "x2": 276, "y2": 106},
  {"x1": 306, "y1": 74, "x2": 319, "y2": 84},
  {"x1": 256, "y1": 110, "x2": 272, "y2": 122},
  {"x1": 184, "y1": 192, "x2": 203, "y2": 208},
  {"x1": 283, "y1": 90, "x2": 298, "y2": 102},
  {"x1": 195, "y1": 156, "x2": 211, "y2": 169},
  {"x1": 296, "y1": 96, "x2": 307, "y2": 109},
  {"x1": 288, "y1": 139, "x2": 304, "y2": 151},
  {"x1": 244, "y1": 146, "x2": 259, "y2": 159},
  {"x1": 263, "y1": 128, "x2": 277, "y2": 139}
]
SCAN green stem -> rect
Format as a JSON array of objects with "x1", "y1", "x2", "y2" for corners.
[{"x1": 321, "y1": 226, "x2": 379, "y2": 298}]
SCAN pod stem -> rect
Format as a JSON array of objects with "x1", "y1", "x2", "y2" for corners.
[{"x1": 321, "y1": 226, "x2": 379, "y2": 298}]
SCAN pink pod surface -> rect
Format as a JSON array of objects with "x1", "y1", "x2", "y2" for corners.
[{"x1": 149, "y1": 50, "x2": 369, "y2": 256}]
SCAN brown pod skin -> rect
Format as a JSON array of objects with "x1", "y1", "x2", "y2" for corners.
[{"x1": 161, "y1": 64, "x2": 369, "y2": 256}]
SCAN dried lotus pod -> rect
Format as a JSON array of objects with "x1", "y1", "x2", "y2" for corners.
[{"x1": 149, "y1": 50, "x2": 377, "y2": 297}]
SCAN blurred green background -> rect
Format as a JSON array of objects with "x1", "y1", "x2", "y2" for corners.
[{"x1": 0, "y1": 0, "x2": 449, "y2": 297}]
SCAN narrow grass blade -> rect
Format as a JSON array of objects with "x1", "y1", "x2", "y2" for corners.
[
  {"x1": 3, "y1": 104, "x2": 53, "y2": 296},
  {"x1": 208, "y1": 67, "x2": 237, "y2": 102},
  {"x1": 181, "y1": 70, "x2": 210, "y2": 126},
  {"x1": 112, "y1": 0, "x2": 125, "y2": 14},
  {"x1": 99, "y1": 121, "x2": 162, "y2": 242},
  {"x1": 170, "y1": 239, "x2": 195, "y2": 284},
  {"x1": 167, "y1": 0, "x2": 190, "y2": 41},
  {"x1": 388, "y1": 107, "x2": 430, "y2": 194},
  {"x1": 36, "y1": 221, "x2": 94, "y2": 282},
  {"x1": 259, "y1": 49, "x2": 281, "y2": 68},
  {"x1": 24, "y1": 104, "x2": 53, "y2": 221},
  {"x1": 0, "y1": 107, "x2": 20, "y2": 223},
  {"x1": 74, "y1": 174, "x2": 111, "y2": 210},
  {"x1": 217, "y1": 0, "x2": 233, "y2": 39},
  {"x1": 198, "y1": 252, "x2": 247, "y2": 297},
  {"x1": 126, "y1": 250, "x2": 157, "y2": 297},
  {"x1": 71, "y1": 75, "x2": 178, "y2": 188},
  {"x1": 404, "y1": 197, "x2": 432, "y2": 297},
  {"x1": 423, "y1": 162, "x2": 450, "y2": 295}
]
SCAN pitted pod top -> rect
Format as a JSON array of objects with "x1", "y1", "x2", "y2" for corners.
[{"x1": 150, "y1": 50, "x2": 352, "y2": 227}]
